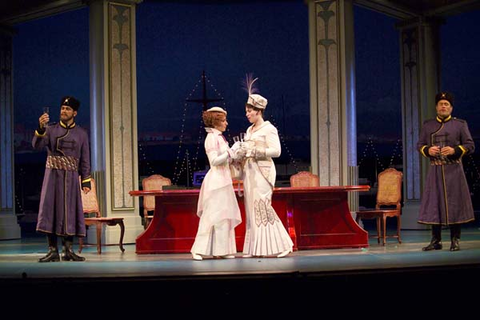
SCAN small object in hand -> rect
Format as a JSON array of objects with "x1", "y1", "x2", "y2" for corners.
[{"x1": 43, "y1": 106, "x2": 51, "y2": 126}]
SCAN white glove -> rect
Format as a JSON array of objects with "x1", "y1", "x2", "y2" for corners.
[
  {"x1": 236, "y1": 147, "x2": 246, "y2": 158},
  {"x1": 241, "y1": 142, "x2": 255, "y2": 158},
  {"x1": 230, "y1": 142, "x2": 246, "y2": 160},
  {"x1": 231, "y1": 141, "x2": 242, "y2": 152}
]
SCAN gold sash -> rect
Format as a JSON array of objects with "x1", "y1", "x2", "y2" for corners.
[{"x1": 46, "y1": 155, "x2": 79, "y2": 171}]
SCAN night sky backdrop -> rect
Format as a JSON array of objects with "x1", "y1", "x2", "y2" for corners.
[
  {"x1": 13, "y1": 2, "x2": 480, "y2": 143},
  {"x1": 11, "y1": 1, "x2": 480, "y2": 196}
]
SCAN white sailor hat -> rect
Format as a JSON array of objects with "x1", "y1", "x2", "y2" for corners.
[{"x1": 206, "y1": 106, "x2": 227, "y2": 114}]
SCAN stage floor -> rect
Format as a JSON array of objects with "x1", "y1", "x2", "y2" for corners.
[
  {"x1": 1, "y1": 228, "x2": 480, "y2": 278},
  {"x1": 2, "y1": 227, "x2": 480, "y2": 309}
]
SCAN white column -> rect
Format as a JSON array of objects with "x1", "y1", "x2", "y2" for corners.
[
  {"x1": 0, "y1": 28, "x2": 21, "y2": 239},
  {"x1": 88, "y1": 0, "x2": 143, "y2": 243},
  {"x1": 308, "y1": 0, "x2": 357, "y2": 190},
  {"x1": 397, "y1": 17, "x2": 443, "y2": 229}
]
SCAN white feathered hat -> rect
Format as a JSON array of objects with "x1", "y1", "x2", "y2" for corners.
[{"x1": 244, "y1": 74, "x2": 268, "y2": 109}]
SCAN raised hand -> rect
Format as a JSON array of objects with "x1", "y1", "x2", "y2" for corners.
[{"x1": 39, "y1": 113, "x2": 49, "y2": 129}]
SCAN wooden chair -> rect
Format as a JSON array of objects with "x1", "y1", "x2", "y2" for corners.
[
  {"x1": 355, "y1": 168, "x2": 403, "y2": 245},
  {"x1": 142, "y1": 174, "x2": 172, "y2": 229},
  {"x1": 290, "y1": 171, "x2": 320, "y2": 187},
  {"x1": 78, "y1": 177, "x2": 125, "y2": 254}
]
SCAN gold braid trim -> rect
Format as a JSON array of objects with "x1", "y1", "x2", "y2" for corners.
[
  {"x1": 35, "y1": 129, "x2": 46, "y2": 137},
  {"x1": 458, "y1": 145, "x2": 467, "y2": 157},
  {"x1": 420, "y1": 145, "x2": 428, "y2": 158}
]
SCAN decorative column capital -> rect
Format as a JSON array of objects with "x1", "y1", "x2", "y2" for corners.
[{"x1": 86, "y1": 0, "x2": 143, "y2": 6}]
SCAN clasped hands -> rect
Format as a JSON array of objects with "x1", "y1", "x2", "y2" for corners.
[
  {"x1": 429, "y1": 145, "x2": 454, "y2": 157},
  {"x1": 230, "y1": 141, "x2": 253, "y2": 160}
]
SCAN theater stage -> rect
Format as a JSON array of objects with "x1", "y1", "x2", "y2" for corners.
[{"x1": 1, "y1": 226, "x2": 480, "y2": 309}]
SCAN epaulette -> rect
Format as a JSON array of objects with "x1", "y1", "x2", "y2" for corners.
[{"x1": 452, "y1": 117, "x2": 466, "y2": 123}]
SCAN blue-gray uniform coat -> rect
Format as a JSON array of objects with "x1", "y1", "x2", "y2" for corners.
[
  {"x1": 32, "y1": 121, "x2": 91, "y2": 237},
  {"x1": 417, "y1": 115, "x2": 475, "y2": 225}
]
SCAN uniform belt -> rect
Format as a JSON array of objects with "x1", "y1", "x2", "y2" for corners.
[
  {"x1": 430, "y1": 157, "x2": 460, "y2": 166},
  {"x1": 46, "y1": 155, "x2": 79, "y2": 171}
]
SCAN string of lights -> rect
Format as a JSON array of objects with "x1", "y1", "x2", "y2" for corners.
[
  {"x1": 190, "y1": 117, "x2": 205, "y2": 177},
  {"x1": 15, "y1": 168, "x2": 25, "y2": 213},
  {"x1": 388, "y1": 138, "x2": 403, "y2": 167},
  {"x1": 173, "y1": 150, "x2": 191, "y2": 185},
  {"x1": 171, "y1": 78, "x2": 199, "y2": 185},
  {"x1": 138, "y1": 142, "x2": 155, "y2": 176},
  {"x1": 172, "y1": 74, "x2": 227, "y2": 185},
  {"x1": 215, "y1": 75, "x2": 233, "y2": 143},
  {"x1": 357, "y1": 137, "x2": 386, "y2": 171},
  {"x1": 465, "y1": 154, "x2": 480, "y2": 192},
  {"x1": 15, "y1": 194, "x2": 24, "y2": 213}
]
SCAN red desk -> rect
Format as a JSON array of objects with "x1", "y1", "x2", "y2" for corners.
[{"x1": 130, "y1": 186, "x2": 370, "y2": 254}]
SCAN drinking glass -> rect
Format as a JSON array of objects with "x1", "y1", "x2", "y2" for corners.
[
  {"x1": 43, "y1": 106, "x2": 51, "y2": 127},
  {"x1": 233, "y1": 136, "x2": 240, "y2": 144},
  {"x1": 239, "y1": 132, "x2": 246, "y2": 142},
  {"x1": 438, "y1": 142, "x2": 445, "y2": 160}
]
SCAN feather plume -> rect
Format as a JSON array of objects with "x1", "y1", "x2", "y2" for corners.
[{"x1": 242, "y1": 73, "x2": 259, "y2": 95}]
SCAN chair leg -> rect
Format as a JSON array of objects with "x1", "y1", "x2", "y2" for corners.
[
  {"x1": 119, "y1": 220, "x2": 125, "y2": 252},
  {"x1": 143, "y1": 209, "x2": 148, "y2": 229},
  {"x1": 382, "y1": 215, "x2": 387, "y2": 245},
  {"x1": 397, "y1": 216, "x2": 402, "y2": 243},
  {"x1": 375, "y1": 217, "x2": 381, "y2": 244},
  {"x1": 96, "y1": 224, "x2": 102, "y2": 254}
]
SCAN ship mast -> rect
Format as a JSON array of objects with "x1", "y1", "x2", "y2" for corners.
[{"x1": 186, "y1": 70, "x2": 223, "y2": 111}]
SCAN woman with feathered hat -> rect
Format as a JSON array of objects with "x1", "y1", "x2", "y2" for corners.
[{"x1": 237, "y1": 75, "x2": 293, "y2": 258}]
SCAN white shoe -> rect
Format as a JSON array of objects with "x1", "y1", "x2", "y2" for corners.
[
  {"x1": 220, "y1": 255, "x2": 235, "y2": 259},
  {"x1": 192, "y1": 253, "x2": 203, "y2": 261},
  {"x1": 242, "y1": 254, "x2": 253, "y2": 258},
  {"x1": 277, "y1": 250, "x2": 291, "y2": 258}
]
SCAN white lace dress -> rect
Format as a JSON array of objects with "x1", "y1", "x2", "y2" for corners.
[{"x1": 241, "y1": 121, "x2": 293, "y2": 256}]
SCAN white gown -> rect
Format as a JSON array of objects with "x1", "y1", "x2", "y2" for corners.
[
  {"x1": 191, "y1": 128, "x2": 242, "y2": 256},
  {"x1": 242, "y1": 121, "x2": 293, "y2": 256}
]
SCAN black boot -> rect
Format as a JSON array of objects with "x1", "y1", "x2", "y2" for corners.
[
  {"x1": 62, "y1": 236, "x2": 86, "y2": 261},
  {"x1": 38, "y1": 234, "x2": 60, "y2": 262},
  {"x1": 422, "y1": 225, "x2": 443, "y2": 251},
  {"x1": 450, "y1": 224, "x2": 461, "y2": 251}
]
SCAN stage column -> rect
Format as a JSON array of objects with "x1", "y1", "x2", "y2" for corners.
[
  {"x1": 307, "y1": 0, "x2": 358, "y2": 196},
  {"x1": 88, "y1": 0, "x2": 143, "y2": 244},
  {"x1": 397, "y1": 17, "x2": 443, "y2": 229},
  {"x1": 0, "y1": 27, "x2": 21, "y2": 239}
]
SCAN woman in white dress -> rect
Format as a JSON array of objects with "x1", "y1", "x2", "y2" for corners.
[
  {"x1": 239, "y1": 77, "x2": 293, "y2": 258},
  {"x1": 191, "y1": 107, "x2": 242, "y2": 260}
]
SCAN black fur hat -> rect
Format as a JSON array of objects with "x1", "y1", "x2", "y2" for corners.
[
  {"x1": 61, "y1": 96, "x2": 80, "y2": 111},
  {"x1": 435, "y1": 92, "x2": 454, "y2": 106}
]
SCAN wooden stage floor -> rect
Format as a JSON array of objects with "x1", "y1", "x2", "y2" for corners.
[{"x1": 2, "y1": 227, "x2": 480, "y2": 310}]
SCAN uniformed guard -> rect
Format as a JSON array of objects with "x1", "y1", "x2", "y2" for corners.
[
  {"x1": 33, "y1": 96, "x2": 92, "y2": 262},
  {"x1": 417, "y1": 91, "x2": 475, "y2": 251}
]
